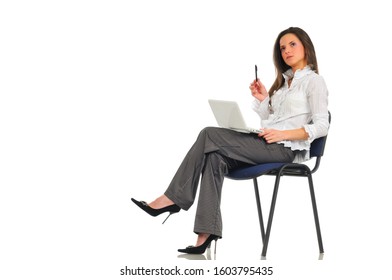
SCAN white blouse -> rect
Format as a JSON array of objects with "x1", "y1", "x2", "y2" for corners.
[{"x1": 252, "y1": 66, "x2": 329, "y2": 163}]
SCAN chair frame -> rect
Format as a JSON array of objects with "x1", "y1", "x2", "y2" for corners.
[{"x1": 226, "y1": 113, "x2": 330, "y2": 257}]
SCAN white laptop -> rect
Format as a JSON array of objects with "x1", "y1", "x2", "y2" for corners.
[{"x1": 208, "y1": 99, "x2": 262, "y2": 134}]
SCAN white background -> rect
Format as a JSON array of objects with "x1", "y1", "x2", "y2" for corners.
[{"x1": 1, "y1": 0, "x2": 391, "y2": 279}]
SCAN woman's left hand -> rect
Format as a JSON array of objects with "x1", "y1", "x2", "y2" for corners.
[{"x1": 258, "y1": 129, "x2": 287, "y2": 143}]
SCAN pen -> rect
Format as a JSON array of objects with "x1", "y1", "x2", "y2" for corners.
[{"x1": 255, "y1": 64, "x2": 258, "y2": 81}]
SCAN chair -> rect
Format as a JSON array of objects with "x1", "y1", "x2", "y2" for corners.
[{"x1": 225, "y1": 113, "x2": 330, "y2": 257}]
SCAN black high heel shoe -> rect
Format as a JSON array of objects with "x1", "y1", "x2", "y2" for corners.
[
  {"x1": 131, "y1": 198, "x2": 181, "y2": 224},
  {"x1": 178, "y1": 234, "x2": 220, "y2": 254}
]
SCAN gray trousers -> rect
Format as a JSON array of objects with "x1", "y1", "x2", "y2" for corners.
[{"x1": 164, "y1": 127, "x2": 295, "y2": 237}]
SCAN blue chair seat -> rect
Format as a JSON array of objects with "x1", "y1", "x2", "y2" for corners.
[{"x1": 227, "y1": 162, "x2": 286, "y2": 180}]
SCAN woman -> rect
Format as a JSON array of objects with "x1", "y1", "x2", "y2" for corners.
[{"x1": 131, "y1": 27, "x2": 329, "y2": 254}]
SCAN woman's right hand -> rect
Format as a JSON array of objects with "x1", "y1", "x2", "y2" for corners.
[{"x1": 249, "y1": 79, "x2": 268, "y2": 102}]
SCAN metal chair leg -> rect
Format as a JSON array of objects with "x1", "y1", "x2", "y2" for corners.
[
  {"x1": 308, "y1": 174, "x2": 324, "y2": 254},
  {"x1": 261, "y1": 174, "x2": 282, "y2": 257},
  {"x1": 253, "y1": 178, "x2": 265, "y2": 243}
]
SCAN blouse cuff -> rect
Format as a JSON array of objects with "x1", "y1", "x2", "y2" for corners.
[
  {"x1": 303, "y1": 124, "x2": 315, "y2": 144},
  {"x1": 252, "y1": 97, "x2": 270, "y2": 113}
]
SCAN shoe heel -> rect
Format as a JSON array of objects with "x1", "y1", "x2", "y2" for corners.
[
  {"x1": 207, "y1": 238, "x2": 218, "y2": 254},
  {"x1": 162, "y1": 212, "x2": 174, "y2": 224}
]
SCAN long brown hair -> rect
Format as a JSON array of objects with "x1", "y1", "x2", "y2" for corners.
[{"x1": 269, "y1": 27, "x2": 319, "y2": 97}]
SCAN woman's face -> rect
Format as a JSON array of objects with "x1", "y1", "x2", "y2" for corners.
[{"x1": 280, "y1": 33, "x2": 307, "y2": 71}]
